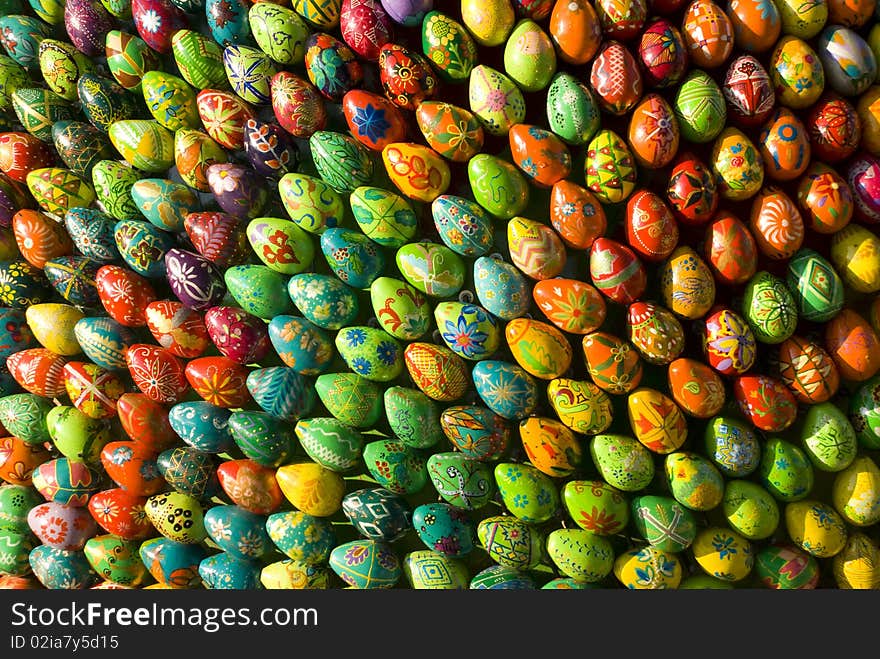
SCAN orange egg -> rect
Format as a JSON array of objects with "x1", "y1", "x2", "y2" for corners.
[
  {"x1": 726, "y1": 0, "x2": 782, "y2": 53},
  {"x1": 683, "y1": 0, "x2": 734, "y2": 68},
  {"x1": 825, "y1": 309, "x2": 880, "y2": 381},
  {"x1": 667, "y1": 357, "x2": 726, "y2": 418},
  {"x1": 777, "y1": 335, "x2": 840, "y2": 404},
  {"x1": 628, "y1": 93, "x2": 680, "y2": 169},
  {"x1": 583, "y1": 331, "x2": 643, "y2": 395},
  {"x1": 549, "y1": 180, "x2": 607, "y2": 250},
  {"x1": 758, "y1": 107, "x2": 811, "y2": 181},
  {"x1": 549, "y1": 0, "x2": 603, "y2": 65},
  {"x1": 750, "y1": 187, "x2": 804, "y2": 260}
]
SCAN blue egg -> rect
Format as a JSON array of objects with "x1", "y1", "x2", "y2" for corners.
[
  {"x1": 246, "y1": 367, "x2": 316, "y2": 421},
  {"x1": 287, "y1": 273, "x2": 359, "y2": 330},
  {"x1": 265, "y1": 511, "x2": 335, "y2": 564},
  {"x1": 341, "y1": 488, "x2": 411, "y2": 541},
  {"x1": 168, "y1": 401, "x2": 234, "y2": 454},
  {"x1": 267, "y1": 315, "x2": 334, "y2": 375},
  {"x1": 29, "y1": 546, "x2": 96, "y2": 589},
  {"x1": 0, "y1": 308, "x2": 35, "y2": 359},
  {"x1": 114, "y1": 219, "x2": 175, "y2": 278},
  {"x1": 471, "y1": 360, "x2": 539, "y2": 420},
  {"x1": 412, "y1": 503, "x2": 475, "y2": 558},
  {"x1": 329, "y1": 540, "x2": 401, "y2": 589},
  {"x1": 431, "y1": 195, "x2": 494, "y2": 257},
  {"x1": 130, "y1": 179, "x2": 199, "y2": 233},
  {"x1": 320, "y1": 227, "x2": 386, "y2": 289},
  {"x1": 206, "y1": 0, "x2": 252, "y2": 47},
  {"x1": 64, "y1": 208, "x2": 120, "y2": 263},
  {"x1": 473, "y1": 256, "x2": 530, "y2": 321},
  {"x1": 139, "y1": 537, "x2": 206, "y2": 588},
  {"x1": 204, "y1": 505, "x2": 272, "y2": 560},
  {"x1": 44, "y1": 256, "x2": 101, "y2": 307},
  {"x1": 198, "y1": 552, "x2": 262, "y2": 589},
  {"x1": 73, "y1": 316, "x2": 136, "y2": 370}
]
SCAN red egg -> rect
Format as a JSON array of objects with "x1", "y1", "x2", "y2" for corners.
[
  {"x1": 184, "y1": 211, "x2": 249, "y2": 269},
  {"x1": 145, "y1": 300, "x2": 210, "y2": 359},
  {"x1": 848, "y1": 155, "x2": 880, "y2": 224},
  {"x1": 88, "y1": 488, "x2": 154, "y2": 540},
  {"x1": 825, "y1": 309, "x2": 880, "y2": 382},
  {"x1": 12, "y1": 210, "x2": 74, "y2": 269},
  {"x1": 703, "y1": 210, "x2": 758, "y2": 286},
  {"x1": 595, "y1": 0, "x2": 647, "y2": 40},
  {"x1": 733, "y1": 373, "x2": 797, "y2": 432},
  {"x1": 590, "y1": 40, "x2": 643, "y2": 116},
  {"x1": 722, "y1": 55, "x2": 776, "y2": 127},
  {"x1": 342, "y1": 89, "x2": 407, "y2": 152},
  {"x1": 514, "y1": 0, "x2": 554, "y2": 20},
  {"x1": 196, "y1": 90, "x2": 257, "y2": 151},
  {"x1": 340, "y1": 0, "x2": 394, "y2": 61},
  {"x1": 667, "y1": 358, "x2": 726, "y2": 418},
  {"x1": 101, "y1": 441, "x2": 165, "y2": 496},
  {"x1": 625, "y1": 189, "x2": 679, "y2": 261},
  {"x1": 627, "y1": 93, "x2": 680, "y2": 169},
  {"x1": 216, "y1": 460, "x2": 284, "y2": 515},
  {"x1": 589, "y1": 237, "x2": 647, "y2": 304},
  {"x1": 379, "y1": 42, "x2": 437, "y2": 110},
  {"x1": 116, "y1": 392, "x2": 177, "y2": 452},
  {"x1": 204, "y1": 306, "x2": 271, "y2": 365},
  {"x1": 637, "y1": 18, "x2": 688, "y2": 88},
  {"x1": 666, "y1": 152, "x2": 718, "y2": 225},
  {"x1": 550, "y1": 180, "x2": 607, "y2": 250},
  {"x1": 270, "y1": 71, "x2": 327, "y2": 140},
  {"x1": 6, "y1": 348, "x2": 67, "y2": 398},
  {"x1": 96, "y1": 265, "x2": 157, "y2": 327},
  {"x1": 807, "y1": 94, "x2": 862, "y2": 163},
  {"x1": 682, "y1": 0, "x2": 734, "y2": 68},
  {"x1": 185, "y1": 356, "x2": 252, "y2": 408},
  {"x1": 125, "y1": 344, "x2": 189, "y2": 404},
  {"x1": 0, "y1": 132, "x2": 55, "y2": 183},
  {"x1": 131, "y1": 0, "x2": 186, "y2": 54}
]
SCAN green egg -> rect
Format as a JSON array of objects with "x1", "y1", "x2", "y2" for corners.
[
  {"x1": 12, "y1": 87, "x2": 74, "y2": 142},
  {"x1": 91, "y1": 160, "x2": 143, "y2": 222},
  {"x1": 404, "y1": 551, "x2": 469, "y2": 590},
  {"x1": 229, "y1": 410, "x2": 294, "y2": 467},
  {"x1": 786, "y1": 249, "x2": 844, "y2": 322},
  {"x1": 800, "y1": 401, "x2": 857, "y2": 472},
  {"x1": 545, "y1": 528, "x2": 613, "y2": 583},
  {"x1": 545, "y1": 72, "x2": 600, "y2": 145},
  {"x1": 249, "y1": 3, "x2": 309, "y2": 66},
  {"x1": 144, "y1": 492, "x2": 207, "y2": 545},
  {"x1": 314, "y1": 373, "x2": 382, "y2": 428},
  {"x1": 395, "y1": 242, "x2": 465, "y2": 298},
  {"x1": 832, "y1": 455, "x2": 880, "y2": 526},
  {"x1": 335, "y1": 326, "x2": 403, "y2": 383},
  {"x1": 503, "y1": 19, "x2": 556, "y2": 92},
  {"x1": 665, "y1": 451, "x2": 725, "y2": 511},
  {"x1": 279, "y1": 173, "x2": 345, "y2": 235},
  {"x1": 673, "y1": 69, "x2": 727, "y2": 143},
  {"x1": 106, "y1": 30, "x2": 160, "y2": 93},
  {"x1": 741, "y1": 270, "x2": 798, "y2": 344},
  {"x1": 84, "y1": 535, "x2": 148, "y2": 586},
  {"x1": 477, "y1": 515, "x2": 543, "y2": 569},
  {"x1": 295, "y1": 417, "x2": 364, "y2": 472},
  {"x1": 0, "y1": 54, "x2": 29, "y2": 112},
  {"x1": 704, "y1": 415, "x2": 761, "y2": 477},
  {"x1": 362, "y1": 439, "x2": 427, "y2": 495},
  {"x1": 631, "y1": 494, "x2": 697, "y2": 552},
  {"x1": 171, "y1": 29, "x2": 227, "y2": 90},
  {"x1": 422, "y1": 11, "x2": 477, "y2": 82},
  {"x1": 591, "y1": 434, "x2": 655, "y2": 492},
  {"x1": 467, "y1": 153, "x2": 529, "y2": 219},
  {"x1": 142, "y1": 71, "x2": 200, "y2": 132},
  {"x1": 310, "y1": 131, "x2": 374, "y2": 194},
  {"x1": 246, "y1": 217, "x2": 315, "y2": 275},
  {"x1": 0, "y1": 528, "x2": 36, "y2": 575},
  {"x1": 758, "y1": 437, "x2": 814, "y2": 502},
  {"x1": 38, "y1": 38, "x2": 94, "y2": 102},
  {"x1": 46, "y1": 405, "x2": 111, "y2": 466},
  {"x1": 434, "y1": 301, "x2": 500, "y2": 361},
  {"x1": 678, "y1": 575, "x2": 735, "y2": 589},
  {"x1": 77, "y1": 73, "x2": 140, "y2": 133},
  {"x1": 28, "y1": 0, "x2": 65, "y2": 24},
  {"x1": 370, "y1": 276, "x2": 431, "y2": 341},
  {"x1": 0, "y1": 15, "x2": 52, "y2": 71},
  {"x1": 494, "y1": 462, "x2": 559, "y2": 523},
  {"x1": 722, "y1": 480, "x2": 780, "y2": 540},
  {"x1": 384, "y1": 386, "x2": 443, "y2": 449},
  {"x1": 287, "y1": 273, "x2": 358, "y2": 330},
  {"x1": 0, "y1": 393, "x2": 53, "y2": 445},
  {"x1": 850, "y1": 375, "x2": 880, "y2": 450},
  {"x1": 562, "y1": 480, "x2": 629, "y2": 536},
  {"x1": 427, "y1": 452, "x2": 494, "y2": 509},
  {"x1": 0, "y1": 483, "x2": 43, "y2": 533},
  {"x1": 108, "y1": 119, "x2": 175, "y2": 173},
  {"x1": 350, "y1": 186, "x2": 417, "y2": 249},
  {"x1": 225, "y1": 265, "x2": 292, "y2": 319}
]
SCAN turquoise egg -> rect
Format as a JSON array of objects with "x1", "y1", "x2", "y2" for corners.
[
  {"x1": 139, "y1": 537, "x2": 206, "y2": 588},
  {"x1": 295, "y1": 417, "x2": 364, "y2": 472},
  {"x1": 0, "y1": 528, "x2": 35, "y2": 575},
  {"x1": 74, "y1": 316, "x2": 135, "y2": 371},
  {"x1": 470, "y1": 565, "x2": 535, "y2": 589},
  {"x1": 0, "y1": 394, "x2": 51, "y2": 445},
  {"x1": 130, "y1": 178, "x2": 199, "y2": 233},
  {"x1": 64, "y1": 208, "x2": 120, "y2": 264},
  {"x1": 384, "y1": 386, "x2": 444, "y2": 449},
  {"x1": 310, "y1": 131, "x2": 374, "y2": 194},
  {"x1": 287, "y1": 273, "x2": 359, "y2": 330},
  {"x1": 434, "y1": 301, "x2": 500, "y2": 361},
  {"x1": 329, "y1": 540, "x2": 401, "y2": 589},
  {"x1": 29, "y1": 546, "x2": 96, "y2": 589},
  {"x1": 350, "y1": 186, "x2": 417, "y2": 248},
  {"x1": 265, "y1": 511, "x2": 335, "y2": 564},
  {"x1": 477, "y1": 515, "x2": 543, "y2": 569},
  {"x1": 440, "y1": 405, "x2": 509, "y2": 461},
  {"x1": 341, "y1": 488, "x2": 411, "y2": 542},
  {"x1": 206, "y1": 0, "x2": 252, "y2": 47},
  {"x1": 199, "y1": 553, "x2": 262, "y2": 589},
  {"x1": 395, "y1": 242, "x2": 465, "y2": 298},
  {"x1": 114, "y1": 219, "x2": 175, "y2": 278},
  {"x1": 228, "y1": 410, "x2": 294, "y2": 468},
  {"x1": 494, "y1": 462, "x2": 559, "y2": 523},
  {"x1": 204, "y1": 505, "x2": 272, "y2": 560},
  {"x1": 412, "y1": 503, "x2": 475, "y2": 558},
  {"x1": 320, "y1": 227, "x2": 386, "y2": 289},
  {"x1": 362, "y1": 439, "x2": 427, "y2": 494},
  {"x1": 404, "y1": 551, "x2": 469, "y2": 590},
  {"x1": 335, "y1": 326, "x2": 403, "y2": 382},
  {"x1": 246, "y1": 367, "x2": 315, "y2": 421},
  {"x1": 314, "y1": 373, "x2": 382, "y2": 428},
  {"x1": 32, "y1": 458, "x2": 100, "y2": 506},
  {"x1": 427, "y1": 452, "x2": 494, "y2": 510},
  {"x1": 472, "y1": 360, "x2": 539, "y2": 420},
  {"x1": 431, "y1": 195, "x2": 494, "y2": 257},
  {"x1": 0, "y1": 308, "x2": 34, "y2": 359},
  {"x1": 77, "y1": 73, "x2": 139, "y2": 133},
  {"x1": 168, "y1": 401, "x2": 234, "y2": 454},
  {"x1": 44, "y1": 256, "x2": 101, "y2": 308},
  {"x1": 0, "y1": 15, "x2": 51, "y2": 70},
  {"x1": 268, "y1": 315, "x2": 334, "y2": 375},
  {"x1": 473, "y1": 256, "x2": 531, "y2": 320},
  {"x1": 224, "y1": 265, "x2": 293, "y2": 319}
]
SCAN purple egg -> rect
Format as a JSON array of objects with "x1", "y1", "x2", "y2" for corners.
[
  {"x1": 206, "y1": 163, "x2": 269, "y2": 221},
  {"x1": 380, "y1": 0, "x2": 433, "y2": 26},
  {"x1": 64, "y1": 0, "x2": 117, "y2": 57},
  {"x1": 28, "y1": 502, "x2": 99, "y2": 551},
  {"x1": 847, "y1": 154, "x2": 880, "y2": 224},
  {"x1": 204, "y1": 306, "x2": 272, "y2": 365},
  {"x1": 243, "y1": 119, "x2": 297, "y2": 177},
  {"x1": 165, "y1": 248, "x2": 227, "y2": 311}
]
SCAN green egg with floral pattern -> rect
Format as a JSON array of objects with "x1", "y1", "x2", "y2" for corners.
[
  {"x1": 631, "y1": 495, "x2": 697, "y2": 552},
  {"x1": 99, "y1": 0, "x2": 130, "y2": 19},
  {"x1": 742, "y1": 270, "x2": 798, "y2": 344},
  {"x1": 335, "y1": 326, "x2": 403, "y2": 383},
  {"x1": 722, "y1": 480, "x2": 780, "y2": 540},
  {"x1": 494, "y1": 462, "x2": 559, "y2": 523},
  {"x1": 362, "y1": 439, "x2": 427, "y2": 495},
  {"x1": 84, "y1": 535, "x2": 148, "y2": 586},
  {"x1": 0, "y1": 15, "x2": 51, "y2": 71},
  {"x1": 108, "y1": 120, "x2": 175, "y2": 173},
  {"x1": 203, "y1": 505, "x2": 272, "y2": 561},
  {"x1": 265, "y1": 510, "x2": 335, "y2": 564},
  {"x1": 370, "y1": 276, "x2": 431, "y2": 341},
  {"x1": 759, "y1": 437, "x2": 814, "y2": 502},
  {"x1": 0, "y1": 528, "x2": 36, "y2": 575},
  {"x1": 77, "y1": 74, "x2": 140, "y2": 133},
  {"x1": 665, "y1": 451, "x2": 725, "y2": 511},
  {"x1": 38, "y1": 39, "x2": 94, "y2": 102},
  {"x1": 267, "y1": 315, "x2": 332, "y2": 375},
  {"x1": 225, "y1": 265, "x2": 292, "y2": 319},
  {"x1": 92, "y1": 160, "x2": 142, "y2": 222},
  {"x1": 395, "y1": 242, "x2": 465, "y2": 298},
  {"x1": 404, "y1": 551, "x2": 469, "y2": 590},
  {"x1": 329, "y1": 540, "x2": 400, "y2": 589},
  {"x1": 470, "y1": 565, "x2": 534, "y2": 589},
  {"x1": 0, "y1": 55, "x2": 29, "y2": 112},
  {"x1": 477, "y1": 515, "x2": 543, "y2": 569},
  {"x1": 800, "y1": 401, "x2": 857, "y2": 472},
  {"x1": 563, "y1": 480, "x2": 629, "y2": 536},
  {"x1": 0, "y1": 483, "x2": 43, "y2": 532},
  {"x1": 704, "y1": 415, "x2": 761, "y2": 477},
  {"x1": 114, "y1": 219, "x2": 173, "y2": 278},
  {"x1": 12, "y1": 88, "x2": 74, "y2": 142},
  {"x1": 422, "y1": 11, "x2": 477, "y2": 82},
  {"x1": 851, "y1": 375, "x2": 880, "y2": 450},
  {"x1": 435, "y1": 301, "x2": 500, "y2": 361},
  {"x1": 467, "y1": 153, "x2": 529, "y2": 219},
  {"x1": 295, "y1": 417, "x2": 363, "y2": 472},
  {"x1": 350, "y1": 186, "x2": 417, "y2": 248},
  {"x1": 171, "y1": 29, "x2": 227, "y2": 90},
  {"x1": 786, "y1": 249, "x2": 844, "y2": 322},
  {"x1": 431, "y1": 194, "x2": 493, "y2": 257},
  {"x1": 279, "y1": 173, "x2": 345, "y2": 235},
  {"x1": 412, "y1": 503, "x2": 474, "y2": 558},
  {"x1": 310, "y1": 131, "x2": 374, "y2": 194},
  {"x1": 0, "y1": 394, "x2": 52, "y2": 445},
  {"x1": 314, "y1": 372, "x2": 382, "y2": 428},
  {"x1": 546, "y1": 528, "x2": 613, "y2": 583},
  {"x1": 249, "y1": 4, "x2": 309, "y2": 66},
  {"x1": 469, "y1": 64, "x2": 526, "y2": 136},
  {"x1": 546, "y1": 72, "x2": 600, "y2": 145},
  {"x1": 428, "y1": 452, "x2": 494, "y2": 510},
  {"x1": 246, "y1": 217, "x2": 314, "y2": 276},
  {"x1": 141, "y1": 71, "x2": 200, "y2": 132},
  {"x1": 504, "y1": 18, "x2": 556, "y2": 93},
  {"x1": 590, "y1": 434, "x2": 655, "y2": 493},
  {"x1": 287, "y1": 273, "x2": 358, "y2": 330},
  {"x1": 384, "y1": 386, "x2": 443, "y2": 449}
]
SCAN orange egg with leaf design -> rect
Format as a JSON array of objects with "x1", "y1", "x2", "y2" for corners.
[{"x1": 533, "y1": 278, "x2": 606, "y2": 335}]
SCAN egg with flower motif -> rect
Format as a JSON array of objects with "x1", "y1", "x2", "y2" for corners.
[
  {"x1": 508, "y1": 124, "x2": 571, "y2": 188},
  {"x1": 424, "y1": 11, "x2": 477, "y2": 82},
  {"x1": 435, "y1": 302, "x2": 499, "y2": 362},
  {"x1": 638, "y1": 18, "x2": 688, "y2": 88},
  {"x1": 379, "y1": 42, "x2": 436, "y2": 110},
  {"x1": 668, "y1": 357, "x2": 726, "y2": 418},
  {"x1": 185, "y1": 212, "x2": 249, "y2": 269},
  {"x1": 778, "y1": 335, "x2": 840, "y2": 404},
  {"x1": 396, "y1": 242, "x2": 464, "y2": 298},
  {"x1": 583, "y1": 331, "x2": 643, "y2": 395},
  {"x1": 549, "y1": 180, "x2": 605, "y2": 251},
  {"x1": 196, "y1": 90, "x2": 256, "y2": 151},
  {"x1": 591, "y1": 434, "x2": 654, "y2": 492},
  {"x1": 817, "y1": 26, "x2": 876, "y2": 97},
  {"x1": 723, "y1": 55, "x2": 776, "y2": 127},
  {"x1": 114, "y1": 219, "x2": 174, "y2": 279},
  {"x1": 703, "y1": 308, "x2": 757, "y2": 375},
  {"x1": 734, "y1": 374, "x2": 798, "y2": 432},
  {"x1": 494, "y1": 462, "x2": 559, "y2": 522},
  {"x1": 145, "y1": 300, "x2": 209, "y2": 360},
  {"x1": 505, "y1": 318, "x2": 572, "y2": 381},
  {"x1": 288, "y1": 274, "x2": 359, "y2": 331},
  {"x1": 473, "y1": 257, "x2": 530, "y2": 321},
  {"x1": 627, "y1": 94, "x2": 679, "y2": 170},
  {"x1": 382, "y1": 143, "x2": 449, "y2": 203},
  {"x1": 627, "y1": 301, "x2": 685, "y2": 365},
  {"x1": 125, "y1": 344, "x2": 188, "y2": 404},
  {"x1": 660, "y1": 246, "x2": 715, "y2": 320},
  {"x1": 430, "y1": 195, "x2": 491, "y2": 257},
  {"x1": 342, "y1": 90, "x2": 405, "y2": 153},
  {"x1": 132, "y1": 0, "x2": 186, "y2": 54},
  {"x1": 711, "y1": 127, "x2": 765, "y2": 201},
  {"x1": 705, "y1": 416, "x2": 761, "y2": 478},
  {"x1": 270, "y1": 72, "x2": 327, "y2": 140},
  {"x1": 164, "y1": 246, "x2": 225, "y2": 315},
  {"x1": 533, "y1": 279, "x2": 606, "y2": 336},
  {"x1": 415, "y1": 101, "x2": 483, "y2": 163},
  {"x1": 742, "y1": 271, "x2": 798, "y2": 344},
  {"x1": 96, "y1": 265, "x2": 156, "y2": 327},
  {"x1": 797, "y1": 163, "x2": 853, "y2": 233},
  {"x1": 750, "y1": 187, "x2": 804, "y2": 260},
  {"x1": 771, "y1": 36, "x2": 825, "y2": 109},
  {"x1": 727, "y1": 0, "x2": 781, "y2": 53},
  {"x1": 468, "y1": 64, "x2": 525, "y2": 136},
  {"x1": 666, "y1": 152, "x2": 718, "y2": 225}
]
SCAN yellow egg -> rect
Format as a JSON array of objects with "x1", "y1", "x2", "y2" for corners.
[
  {"x1": 660, "y1": 246, "x2": 716, "y2": 320},
  {"x1": 776, "y1": 0, "x2": 829, "y2": 39},
  {"x1": 785, "y1": 500, "x2": 848, "y2": 558},
  {"x1": 691, "y1": 526, "x2": 754, "y2": 582},
  {"x1": 858, "y1": 86, "x2": 880, "y2": 156},
  {"x1": 833, "y1": 455, "x2": 880, "y2": 526},
  {"x1": 770, "y1": 36, "x2": 825, "y2": 109},
  {"x1": 381, "y1": 142, "x2": 450, "y2": 203},
  {"x1": 505, "y1": 318, "x2": 572, "y2": 380},
  {"x1": 25, "y1": 303, "x2": 84, "y2": 356},
  {"x1": 627, "y1": 387, "x2": 688, "y2": 454},
  {"x1": 547, "y1": 377, "x2": 613, "y2": 435},
  {"x1": 461, "y1": 0, "x2": 515, "y2": 47},
  {"x1": 831, "y1": 224, "x2": 880, "y2": 293},
  {"x1": 275, "y1": 462, "x2": 345, "y2": 517},
  {"x1": 832, "y1": 532, "x2": 880, "y2": 589},
  {"x1": 613, "y1": 546, "x2": 682, "y2": 589}
]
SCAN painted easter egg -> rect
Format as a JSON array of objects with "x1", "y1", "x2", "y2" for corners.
[
  {"x1": 404, "y1": 342, "x2": 469, "y2": 402},
  {"x1": 583, "y1": 331, "x2": 643, "y2": 394},
  {"x1": 590, "y1": 40, "x2": 642, "y2": 116},
  {"x1": 673, "y1": 69, "x2": 727, "y2": 143},
  {"x1": 770, "y1": 36, "x2": 825, "y2": 108},
  {"x1": 468, "y1": 64, "x2": 525, "y2": 136},
  {"x1": 704, "y1": 415, "x2": 761, "y2": 477},
  {"x1": 817, "y1": 26, "x2": 877, "y2": 97},
  {"x1": 808, "y1": 94, "x2": 861, "y2": 162},
  {"x1": 472, "y1": 360, "x2": 539, "y2": 421},
  {"x1": 585, "y1": 129, "x2": 637, "y2": 204},
  {"x1": 627, "y1": 301, "x2": 684, "y2": 365},
  {"x1": 666, "y1": 152, "x2": 718, "y2": 225},
  {"x1": 711, "y1": 127, "x2": 764, "y2": 201},
  {"x1": 638, "y1": 18, "x2": 688, "y2": 88},
  {"x1": 467, "y1": 154, "x2": 529, "y2": 220},
  {"x1": 395, "y1": 242, "x2": 464, "y2": 298},
  {"x1": 628, "y1": 93, "x2": 680, "y2": 169},
  {"x1": 545, "y1": 72, "x2": 600, "y2": 147},
  {"x1": 628, "y1": 387, "x2": 688, "y2": 454},
  {"x1": 667, "y1": 357, "x2": 726, "y2": 418},
  {"x1": 742, "y1": 270, "x2": 798, "y2": 344},
  {"x1": 723, "y1": 55, "x2": 776, "y2": 127},
  {"x1": 796, "y1": 162, "x2": 853, "y2": 234},
  {"x1": 734, "y1": 373, "x2": 798, "y2": 433},
  {"x1": 683, "y1": 0, "x2": 734, "y2": 68}
]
